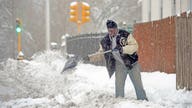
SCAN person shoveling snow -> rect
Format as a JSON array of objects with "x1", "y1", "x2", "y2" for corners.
[{"x1": 62, "y1": 20, "x2": 148, "y2": 101}]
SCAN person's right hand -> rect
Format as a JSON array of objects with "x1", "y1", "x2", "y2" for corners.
[{"x1": 88, "y1": 53, "x2": 104, "y2": 62}]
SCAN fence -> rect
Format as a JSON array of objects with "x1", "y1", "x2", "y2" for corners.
[
  {"x1": 66, "y1": 33, "x2": 106, "y2": 65},
  {"x1": 133, "y1": 17, "x2": 176, "y2": 73},
  {"x1": 176, "y1": 14, "x2": 192, "y2": 90}
]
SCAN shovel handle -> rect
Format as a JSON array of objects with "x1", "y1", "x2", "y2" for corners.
[{"x1": 88, "y1": 50, "x2": 112, "y2": 57}]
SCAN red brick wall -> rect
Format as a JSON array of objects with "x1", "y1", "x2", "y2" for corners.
[{"x1": 133, "y1": 17, "x2": 176, "y2": 73}]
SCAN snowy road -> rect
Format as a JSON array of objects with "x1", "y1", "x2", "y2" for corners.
[{"x1": 0, "y1": 51, "x2": 192, "y2": 108}]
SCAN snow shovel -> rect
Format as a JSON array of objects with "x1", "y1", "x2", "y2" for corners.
[{"x1": 61, "y1": 50, "x2": 112, "y2": 73}]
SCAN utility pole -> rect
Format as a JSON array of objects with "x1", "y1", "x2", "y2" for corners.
[{"x1": 45, "y1": 0, "x2": 50, "y2": 50}]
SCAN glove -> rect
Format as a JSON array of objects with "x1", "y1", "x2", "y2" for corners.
[{"x1": 112, "y1": 46, "x2": 123, "y2": 54}]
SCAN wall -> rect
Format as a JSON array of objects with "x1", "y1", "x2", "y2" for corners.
[
  {"x1": 163, "y1": 0, "x2": 172, "y2": 18},
  {"x1": 142, "y1": 0, "x2": 150, "y2": 22},
  {"x1": 142, "y1": 0, "x2": 190, "y2": 22},
  {"x1": 151, "y1": 0, "x2": 161, "y2": 21}
]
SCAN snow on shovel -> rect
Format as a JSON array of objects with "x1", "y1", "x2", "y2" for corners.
[{"x1": 61, "y1": 50, "x2": 112, "y2": 73}]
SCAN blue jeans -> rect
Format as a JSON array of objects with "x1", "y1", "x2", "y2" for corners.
[{"x1": 115, "y1": 62, "x2": 148, "y2": 100}]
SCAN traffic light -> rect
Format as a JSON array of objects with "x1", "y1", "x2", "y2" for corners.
[
  {"x1": 15, "y1": 18, "x2": 24, "y2": 60},
  {"x1": 69, "y1": 2, "x2": 90, "y2": 33},
  {"x1": 70, "y1": 2, "x2": 78, "y2": 23},
  {"x1": 81, "y1": 2, "x2": 90, "y2": 23},
  {"x1": 16, "y1": 18, "x2": 22, "y2": 33}
]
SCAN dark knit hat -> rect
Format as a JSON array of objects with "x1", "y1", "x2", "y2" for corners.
[{"x1": 106, "y1": 20, "x2": 117, "y2": 28}]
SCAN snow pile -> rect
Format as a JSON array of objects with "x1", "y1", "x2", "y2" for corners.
[
  {"x1": 0, "y1": 50, "x2": 67, "y2": 99},
  {"x1": 0, "y1": 51, "x2": 192, "y2": 108}
]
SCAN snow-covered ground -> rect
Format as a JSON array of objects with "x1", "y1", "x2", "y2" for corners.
[{"x1": 0, "y1": 51, "x2": 192, "y2": 108}]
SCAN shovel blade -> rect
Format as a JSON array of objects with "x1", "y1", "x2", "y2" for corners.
[{"x1": 61, "y1": 56, "x2": 79, "y2": 73}]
